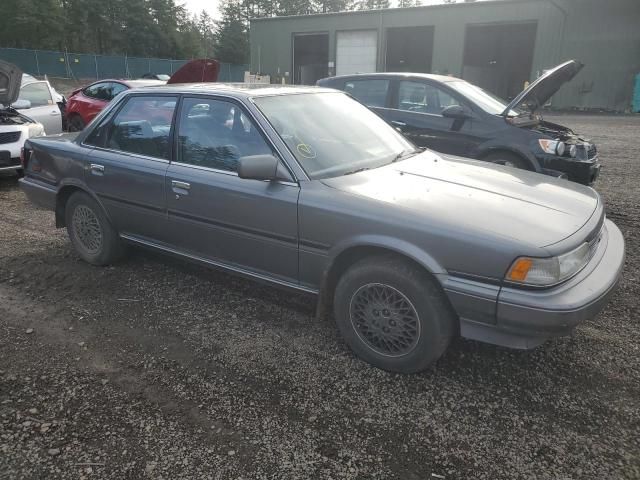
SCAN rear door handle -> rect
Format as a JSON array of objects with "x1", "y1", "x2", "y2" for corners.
[
  {"x1": 171, "y1": 180, "x2": 191, "y2": 195},
  {"x1": 90, "y1": 163, "x2": 104, "y2": 175}
]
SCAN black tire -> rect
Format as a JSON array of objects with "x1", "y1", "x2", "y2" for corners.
[
  {"x1": 484, "y1": 151, "x2": 531, "y2": 170},
  {"x1": 334, "y1": 255, "x2": 455, "y2": 373},
  {"x1": 65, "y1": 191, "x2": 123, "y2": 265},
  {"x1": 67, "y1": 114, "x2": 85, "y2": 132}
]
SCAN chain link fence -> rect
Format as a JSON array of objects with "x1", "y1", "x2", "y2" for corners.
[{"x1": 0, "y1": 47, "x2": 248, "y2": 82}]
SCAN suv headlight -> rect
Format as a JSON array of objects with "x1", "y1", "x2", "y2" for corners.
[
  {"x1": 538, "y1": 139, "x2": 565, "y2": 156},
  {"x1": 27, "y1": 123, "x2": 46, "y2": 138},
  {"x1": 506, "y1": 242, "x2": 594, "y2": 286}
]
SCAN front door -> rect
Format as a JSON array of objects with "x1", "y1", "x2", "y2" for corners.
[
  {"x1": 19, "y1": 81, "x2": 62, "y2": 134},
  {"x1": 387, "y1": 80, "x2": 478, "y2": 156},
  {"x1": 164, "y1": 96, "x2": 300, "y2": 284},
  {"x1": 83, "y1": 94, "x2": 178, "y2": 242}
]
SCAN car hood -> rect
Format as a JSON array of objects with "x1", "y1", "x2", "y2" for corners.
[
  {"x1": 502, "y1": 60, "x2": 584, "y2": 116},
  {"x1": 321, "y1": 151, "x2": 599, "y2": 249},
  {"x1": 0, "y1": 60, "x2": 23, "y2": 107}
]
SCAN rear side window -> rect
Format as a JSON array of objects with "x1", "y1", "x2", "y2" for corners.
[
  {"x1": 397, "y1": 81, "x2": 459, "y2": 115},
  {"x1": 101, "y1": 96, "x2": 177, "y2": 159},
  {"x1": 110, "y1": 82, "x2": 128, "y2": 99},
  {"x1": 19, "y1": 82, "x2": 52, "y2": 107},
  {"x1": 83, "y1": 82, "x2": 114, "y2": 101},
  {"x1": 344, "y1": 79, "x2": 389, "y2": 107}
]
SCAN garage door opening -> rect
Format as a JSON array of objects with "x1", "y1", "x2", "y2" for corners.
[
  {"x1": 385, "y1": 26, "x2": 434, "y2": 73},
  {"x1": 293, "y1": 33, "x2": 329, "y2": 85},
  {"x1": 336, "y1": 30, "x2": 378, "y2": 76},
  {"x1": 463, "y1": 22, "x2": 537, "y2": 101}
]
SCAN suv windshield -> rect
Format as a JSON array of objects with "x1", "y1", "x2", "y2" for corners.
[
  {"x1": 253, "y1": 92, "x2": 415, "y2": 179},
  {"x1": 447, "y1": 80, "x2": 524, "y2": 117}
]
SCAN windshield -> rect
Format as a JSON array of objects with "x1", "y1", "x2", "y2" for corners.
[
  {"x1": 253, "y1": 92, "x2": 415, "y2": 179},
  {"x1": 447, "y1": 81, "x2": 524, "y2": 117}
]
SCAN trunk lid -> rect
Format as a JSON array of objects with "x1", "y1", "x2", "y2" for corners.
[
  {"x1": 0, "y1": 60, "x2": 23, "y2": 107},
  {"x1": 502, "y1": 60, "x2": 584, "y2": 116}
]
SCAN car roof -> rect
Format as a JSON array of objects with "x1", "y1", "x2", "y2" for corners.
[
  {"x1": 128, "y1": 83, "x2": 338, "y2": 98},
  {"x1": 321, "y1": 72, "x2": 465, "y2": 84},
  {"x1": 88, "y1": 79, "x2": 166, "y2": 88}
]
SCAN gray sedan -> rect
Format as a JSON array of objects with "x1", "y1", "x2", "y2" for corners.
[{"x1": 19, "y1": 84, "x2": 625, "y2": 373}]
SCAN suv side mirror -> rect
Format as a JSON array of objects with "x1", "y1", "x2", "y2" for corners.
[
  {"x1": 441, "y1": 104, "x2": 470, "y2": 119},
  {"x1": 12, "y1": 99, "x2": 31, "y2": 110},
  {"x1": 237, "y1": 154, "x2": 292, "y2": 182}
]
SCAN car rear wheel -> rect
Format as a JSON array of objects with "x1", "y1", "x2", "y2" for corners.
[
  {"x1": 333, "y1": 255, "x2": 455, "y2": 373},
  {"x1": 65, "y1": 191, "x2": 123, "y2": 265},
  {"x1": 484, "y1": 151, "x2": 530, "y2": 170},
  {"x1": 67, "y1": 114, "x2": 85, "y2": 132}
]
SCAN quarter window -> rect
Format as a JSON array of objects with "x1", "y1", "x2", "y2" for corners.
[
  {"x1": 102, "y1": 96, "x2": 177, "y2": 159},
  {"x1": 84, "y1": 82, "x2": 114, "y2": 101},
  {"x1": 19, "y1": 82, "x2": 52, "y2": 107},
  {"x1": 344, "y1": 79, "x2": 390, "y2": 107},
  {"x1": 177, "y1": 97, "x2": 272, "y2": 172},
  {"x1": 397, "y1": 81, "x2": 459, "y2": 115}
]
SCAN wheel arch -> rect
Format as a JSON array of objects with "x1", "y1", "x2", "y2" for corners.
[
  {"x1": 55, "y1": 182, "x2": 111, "y2": 228},
  {"x1": 477, "y1": 145, "x2": 540, "y2": 171},
  {"x1": 316, "y1": 237, "x2": 447, "y2": 318}
]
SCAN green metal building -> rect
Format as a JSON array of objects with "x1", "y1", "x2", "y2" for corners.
[{"x1": 250, "y1": 0, "x2": 640, "y2": 111}]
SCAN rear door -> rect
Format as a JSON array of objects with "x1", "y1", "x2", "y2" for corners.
[
  {"x1": 386, "y1": 79, "x2": 480, "y2": 156},
  {"x1": 341, "y1": 77, "x2": 393, "y2": 121},
  {"x1": 83, "y1": 94, "x2": 178, "y2": 242},
  {"x1": 19, "y1": 81, "x2": 62, "y2": 134},
  {"x1": 164, "y1": 96, "x2": 300, "y2": 284}
]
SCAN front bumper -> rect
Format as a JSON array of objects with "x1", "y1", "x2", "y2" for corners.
[
  {"x1": 538, "y1": 153, "x2": 601, "y2": 185},
  {"x1": 450, "y1": 219, "x2": 624, "y2": 349}
]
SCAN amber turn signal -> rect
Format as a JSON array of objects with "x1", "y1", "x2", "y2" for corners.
[{"x1": 507, "y1": 258, "x2": 533, "y2": 282}]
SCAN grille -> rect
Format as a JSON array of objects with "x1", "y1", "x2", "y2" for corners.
[{"x1": 0, "y1": 131, "x2": 21, "y2": 144}]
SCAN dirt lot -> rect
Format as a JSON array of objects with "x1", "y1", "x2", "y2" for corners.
[{"x1": 1, "y1": 114, "x2": 639, "y2": 479}]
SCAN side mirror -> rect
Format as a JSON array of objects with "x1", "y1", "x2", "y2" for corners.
[
  {"x1": 12, "y1": 99, "x2": 31, "y2": 110},
  {"x1": 237, "y1": 154, "x2": 292, "y2": 182},
  {"x1": 441, "y1": 104, "x2": 470, "y2": 119}
]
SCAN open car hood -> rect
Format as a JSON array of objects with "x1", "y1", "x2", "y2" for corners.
[
  {"x1": 0, "y1": 60, "x2": 23, "y2": 107},
  {"x1": 502, "y1": 60, "x2": 584, "y2": 116}
]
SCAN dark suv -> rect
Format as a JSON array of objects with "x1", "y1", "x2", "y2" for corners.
[{"x1": 318, "y1": 60, "x2": 600, "y2": 185}]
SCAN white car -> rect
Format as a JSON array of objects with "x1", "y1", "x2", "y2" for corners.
[
  {"x1": 0, "y1": 61, "x2": 46, "y2": 175},
  {"x1": 18, "y1": 73, "x2": 64, "y2": 135}
]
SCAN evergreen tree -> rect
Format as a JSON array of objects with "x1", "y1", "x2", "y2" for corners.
[{"x1": 214, "y1": 0, "x2": 249, "y2": 64}]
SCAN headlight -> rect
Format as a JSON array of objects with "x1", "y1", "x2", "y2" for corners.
[
  {"x1": 569, "y1": 145, "x2": 577, "y2": 157},
  {"x1": 538, "y1": 139, "x2": 565, "y2": 156},
  {"x1": 27, "y1": 123, "x2": 46, "y2": 138},
  {"x1": 506, "y1": 242, "x2": 593, "y2": 286}
]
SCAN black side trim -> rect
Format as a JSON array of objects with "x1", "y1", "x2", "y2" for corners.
[
  {"x1": 299, "y1": 239, "x2": 331, "y2": 251},
  {"x1": 168, "y1": 208, "x2": 298, "y2": 246},
  {"x1": 98, "y1": 193, "x2": 165, "y2": 213}
]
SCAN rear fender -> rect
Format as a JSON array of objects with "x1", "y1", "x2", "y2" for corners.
[{"x1": 55, "y1": 179, "x2": 113, "y2": 228}]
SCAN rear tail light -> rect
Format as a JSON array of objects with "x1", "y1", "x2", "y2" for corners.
[{"x1": 20, "y1": 147, "x2": 35, "y2": 170}]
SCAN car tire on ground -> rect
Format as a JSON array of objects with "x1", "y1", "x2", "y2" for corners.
[
  {"x1": 484, "y1": 151, "x2": 531, "y2": 170},
  {"x1": 67, "y1": 114, "x2": 85, "y2": 132},
  {"x1": 333, "y1": 255, "x2": 455, "y2": 373},
  {"x1": 65, "y1": 191, "x2": 123, "y2": 266}
]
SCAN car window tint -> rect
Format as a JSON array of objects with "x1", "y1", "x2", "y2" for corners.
[
  {"x1": 110, "y1": 82, "x2": 128, "y2": 99},
  {"x1": 344, "y1": 79, "x2": 389, "y2": 107},
  {"x1": 177, "y1": 97, "x2": 272, "y2": 172},
  {"x1": 398, "y1": 81, "x2": 459, "y2": 115},
  {"x1": 84, "y1": 82, "x2": 112, "y2": 101},
  {"x1": 104, "y1": 96, "x2": 177, "y2": 159},
  {"x1": 19, "y1": 82, "x2": 52, "y2": 107}
]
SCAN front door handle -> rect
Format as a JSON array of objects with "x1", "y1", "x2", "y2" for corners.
[
  {"x1": 50, "y1": 110, "x2": 60, "y2": 116},
  {"x1": 171, "y1": 180, "x2": 191, "y2": 197},
  {"x1": 391, "y1": 120, "x2": 406, "y2": 128},
  {"x1": 90, "y1": 163, "x2": 104, "y2": 175}
]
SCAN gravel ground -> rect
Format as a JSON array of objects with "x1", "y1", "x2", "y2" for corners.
[{"x1": 1, "y1": 114, "x2": 639, "y2": 479}]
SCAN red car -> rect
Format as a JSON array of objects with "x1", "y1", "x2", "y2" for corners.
[{"x1": 65, "y1": 79, "x2": 164, "y2": 131}]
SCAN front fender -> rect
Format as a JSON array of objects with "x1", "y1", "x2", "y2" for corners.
[{"x1": 472, "y1": 140, "x2": 541, "y2": 172}]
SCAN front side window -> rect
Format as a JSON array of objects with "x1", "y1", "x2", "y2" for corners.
[
  {"x1": 177, "y1": 97, "x2": 272, "y2": 172},
  {"x1": 344, "y1": 79, "x2": 390, "y2": 107},
  {"x1": 397, "y1": 81, "x2": 459, "y2": 115},
  {"x1": 254, "y1": 92, "x2": 415, "y2": 180},
  {"x1": 102, "y1": 96, "x2": 177, "y2": 159},
  {"x1": 19, "y1": 82, "x2": 52, "y2": 107}
]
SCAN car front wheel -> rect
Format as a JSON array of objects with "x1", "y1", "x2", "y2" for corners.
[
  {"x1": 65, "y1": 191, "x2": 123, "y2": 265},
  {"x1": 334, "y1": 255, "x2": 455, "y2": 373}
]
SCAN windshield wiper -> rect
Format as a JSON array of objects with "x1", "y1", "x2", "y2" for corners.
[
  {"x1": 391, "y1": 149, "x2": 420, "y2": 163},
  {"x1": 343, "y1": 166, "x2": 371, "y2": 176}
]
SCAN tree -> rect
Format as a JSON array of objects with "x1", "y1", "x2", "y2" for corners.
[{"x1": 214, "y1": 0, "x2": 249, "y2": 64}]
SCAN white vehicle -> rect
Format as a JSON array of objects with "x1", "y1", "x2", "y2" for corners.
[
  {"x1": 0, "y1": 61, "x2": 46, "y2": 175},
  {"x1": 18, "y1": 73, "x2": 64, "y2": 135}
]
